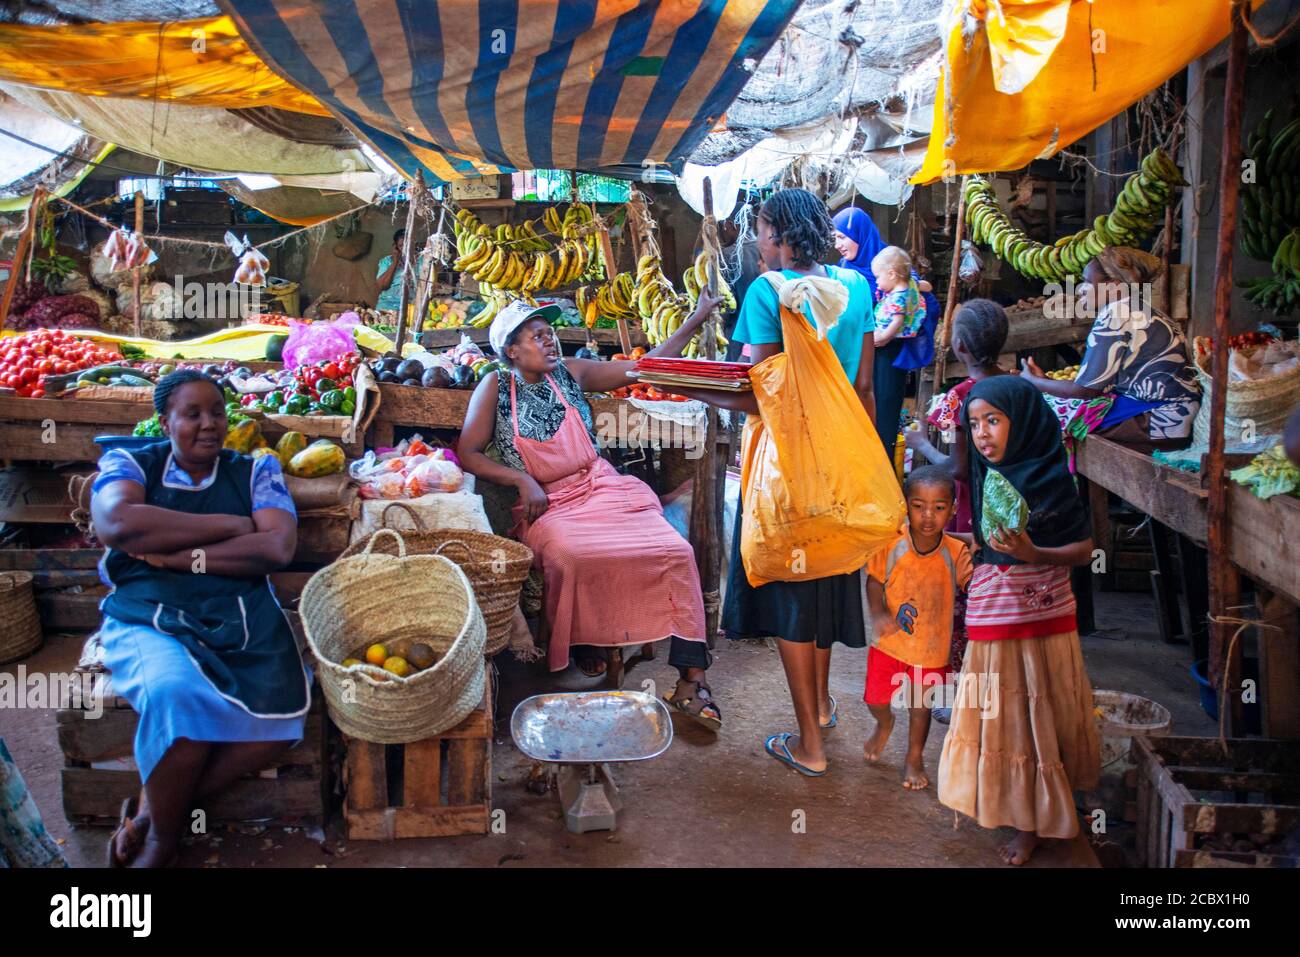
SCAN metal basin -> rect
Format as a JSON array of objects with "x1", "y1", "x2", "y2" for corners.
[{"x1": 510, "y1": 690, "x2": 673, "y2": 764}]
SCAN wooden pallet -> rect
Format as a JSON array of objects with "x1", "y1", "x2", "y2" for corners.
[
  {"x1": 342, "y1": 668, "x2": 492, "y2": 840},
  {"x1": 1133, "y1": 734, "x2": 1300, "y2": 867},
  {"x1": 58, "y1": 669, "x2": 327, "y2": 827}
]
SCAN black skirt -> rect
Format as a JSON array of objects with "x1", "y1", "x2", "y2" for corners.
[{"x1": 722, "y1": 491, "x2": 867, "y2": 649}]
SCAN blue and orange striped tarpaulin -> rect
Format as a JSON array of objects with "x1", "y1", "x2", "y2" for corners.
[{"x1": 218, "y1": 0, "x2": 801, "y2": 184}]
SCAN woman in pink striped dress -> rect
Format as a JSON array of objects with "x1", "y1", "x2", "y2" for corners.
[
  {"x1": 458, "y1": 298, "x2": 724, "y2": 731},
  {"x1": 936, "y1": 376, "x2": 1100, "y2": 866}
]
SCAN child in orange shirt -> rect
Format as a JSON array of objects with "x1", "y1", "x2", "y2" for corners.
[{"x1": 863, "y1": 466, "x2": 972, "y2": 789}]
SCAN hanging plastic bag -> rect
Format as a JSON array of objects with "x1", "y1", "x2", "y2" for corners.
[
  {"x1": 225, "y1": 231, "x2": 270, "y2": 287},
  {"x1": 281, "y1": 314, "x2": 360, "y2": 369},
  {"x1": 739, "y1": 275, "x2": 904, "y2": 587},
  {"x1": 958, "y1": 239, "x2": 983, "y2": 285},
  {"x1": 104, "y1": 226, "x2": 154, "y2": 273}
]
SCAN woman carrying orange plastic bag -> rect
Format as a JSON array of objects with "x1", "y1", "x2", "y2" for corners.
[{"x1": 671, "y1": 189, "x2": 903, "y2": 777}]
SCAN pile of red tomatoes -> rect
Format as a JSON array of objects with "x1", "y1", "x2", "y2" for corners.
[{"x1": 0, "y1": 329, "x2": 121, "y2": 398}]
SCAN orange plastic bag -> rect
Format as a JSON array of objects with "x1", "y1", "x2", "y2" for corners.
[{"x1": 740, "y1": 291, "x2": 904, "y2": 587}]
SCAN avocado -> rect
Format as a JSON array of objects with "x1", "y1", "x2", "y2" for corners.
[
  {"x1": 380, "y1": 356, "x2": 403, "y2": 373},
  {"x1": 402, "y1": 378, "x2": 421, "y2": 387},
  {"x1": 265, "y1": 334, "x2": 289, "y2": 362},
  {"x1": 395, "y1": 358, "x2": 425, "y2": 381},
  {"x1": 451, "y1": 365, "x2": 476, "y2": 389},
  {"x1": 575, "y1": 347, "x2": 600, "y2": 360},
  {"x1": 378, "y1": 371, "x2": 401, "y2": 383},
  {"x1": 421, "y1": 367, "x2": 451, "y2": 389}
]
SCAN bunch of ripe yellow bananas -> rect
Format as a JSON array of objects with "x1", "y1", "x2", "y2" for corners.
[
  {"x1": 451, "y1": 203, "x2": 605, "y2": 305},
  {"x1": 636, "y1": 253, "x2": 730, "y2": 357},
  {"x1": 575, "y1": 272, "x2": 637, "y2": 328}
]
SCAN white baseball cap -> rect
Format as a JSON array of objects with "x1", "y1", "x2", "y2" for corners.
[{"x1": 488, "y1": 300, "x2": 562, "y2": 360}]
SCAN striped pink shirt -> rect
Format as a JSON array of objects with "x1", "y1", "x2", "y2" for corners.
[{"x1": 965, "y1": 563, "x2": 1077, "y2": 640}]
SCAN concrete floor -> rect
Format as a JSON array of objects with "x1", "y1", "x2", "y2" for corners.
[{"x1": 3, "y1": 586, "x2": 1214, "y2": 869}]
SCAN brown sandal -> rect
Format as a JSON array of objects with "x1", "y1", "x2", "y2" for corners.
[
  {"x1": 106, "y1": 795, "x2": 144, "y2": 868},
  {"x1": 665, "y1": 679, "x2": 722, "y2": 732}
]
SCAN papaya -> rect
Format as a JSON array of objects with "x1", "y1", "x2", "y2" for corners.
[
  {"x1": 265, "y1": 333, "x2": 289, "y2": 362},
  {"x1": 275, "y1": 431, "x2": 308, "y2": 467},
  {"x1": 223, "y1": 419, "x2": 260, "y2": 453},
  {"x1": 287, "y1": 440, "x2": 345, "y2": 478},
  {"x1": 250, "y1": 447, "x2": 278, "y2": 460}
]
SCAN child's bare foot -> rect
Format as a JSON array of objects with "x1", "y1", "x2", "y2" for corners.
[
  {"x1": 999, "y1": 830, "x2": 1039, "y2": 866},
  {"x1": 863, "y1": 712, "x2": 894, "y2": 763},
  {"x1": 901, "y1": 756, "x2": 929, "y2": 789}
]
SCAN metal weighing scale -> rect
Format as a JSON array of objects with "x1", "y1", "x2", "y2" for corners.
[{"x1": 511, "y1": 690, "x2": 673, "y2": 833}]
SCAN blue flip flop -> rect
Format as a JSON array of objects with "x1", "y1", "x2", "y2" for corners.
[
  {"x1": 819, "y1": 694, "x2": 838, "y2": 730},
  {"x1": 764, "y1": 732, "x2": 827, "y2": 777}
]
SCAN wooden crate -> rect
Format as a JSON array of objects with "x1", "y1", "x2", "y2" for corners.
[
  {"x1": 342, "y1": 669, "x2": 492, "y2": 840},
  {"x1": 58, "y1": 670, "x2": 327, "y2": 827},
  {"x1": 1133, "y1": 734, "x2": 1300, "y2": 868}
]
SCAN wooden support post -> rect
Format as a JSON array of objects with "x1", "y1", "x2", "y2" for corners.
[
  {"x1": 413, "y1": 204, "x2": 446, "y2": 337},
  {"x1": 0, "y1": 186, "x2": 44, "y2": 329},
  {"x1": 1256, "y1": 588, "x2": 1300, "y2": 740},
  {"x1": 919, "y1": 178, "x2": 968, "y2": 421},
  {"x1": 392, "y1": 171, "x2": 423, "y2": 356},
  {"x1": 597, "y1": 224, "x2": 631, "y2": 354},
  {"x1": 1206, "y1": 2, "x2": 1248, "y2": 722},
  {"x1": 690, "y1": 177, "x2": 723, "y2": 646},
  {"x1": 132, "y1": 190, "x2": 144, "y2": 338}
]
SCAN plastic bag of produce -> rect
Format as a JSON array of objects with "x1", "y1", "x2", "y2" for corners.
[
  {"x1": 979, "y1": 468, "x2": 1030, "y2": 543},
  {"x1": 739, "y1": 274, "x2": 904, "y2": 587},
  {"x1": 404, "y1": 455, "x2": 464, "y2": 496},
  {"x1": 282, "y1": 315, "x2": 359, "y2": 369}
]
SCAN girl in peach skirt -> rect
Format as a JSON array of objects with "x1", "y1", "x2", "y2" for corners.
[{"x1": 937, "y1": 376, "x2": 1100, "y2": 865}]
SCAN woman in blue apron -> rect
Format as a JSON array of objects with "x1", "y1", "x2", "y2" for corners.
[{"x1": 90, "y1": 370, "x2": 308, "y2": 867}]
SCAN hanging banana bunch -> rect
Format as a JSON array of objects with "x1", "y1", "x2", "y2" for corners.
[
  {"x1": 1238, "y1": 109, "x2": 1300, "y2": 315},
  {"x1": 965, "y1": 147, "x2": 1188, "y2": 285}
]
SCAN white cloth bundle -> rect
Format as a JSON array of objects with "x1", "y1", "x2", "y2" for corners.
[{"x1": 762, "y1": 270, "x2": 849, "y2": 340}]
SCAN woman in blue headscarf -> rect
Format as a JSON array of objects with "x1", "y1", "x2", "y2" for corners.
[{"x1": 833, "y1": 206, "x2": 940, "y2": 459}]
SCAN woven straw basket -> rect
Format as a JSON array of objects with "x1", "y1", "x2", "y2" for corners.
[
  {"x1": 338, "y1": 502, "x2": 533, "y2": 657},
  {"x1": 301, "y1": 529, "x2": 486, "y2": 743},
  {"x1": 0, "y1": 571, "x2": 42, "y2": 665},
  {"x1": 1193, "y1": 347, "x2": 1300, "y2": 446}
]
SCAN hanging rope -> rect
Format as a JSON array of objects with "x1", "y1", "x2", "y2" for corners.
[{"x1": 1206, "y1": 607, "x2": 1286, "y2": 756}]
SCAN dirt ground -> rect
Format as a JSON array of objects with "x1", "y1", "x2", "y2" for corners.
[{"x1": 3, "y1": 586, "x2": 1214, "y2": 869}]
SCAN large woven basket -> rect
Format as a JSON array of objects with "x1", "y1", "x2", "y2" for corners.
[
  {"x1": 300, "y1": 529, "x2": 486, "y2": 743},
  {"x1": 338, "y1": 502, "x2": 533, "y2": 657},
  {"x1": 0, "y1": 571, "x2": 43, "y2": 664},
  {"x1": 1192, "y1": 345, "x2": 1300, "y2": 446}
]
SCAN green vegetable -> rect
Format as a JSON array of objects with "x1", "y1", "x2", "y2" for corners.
[
  {"x1": 264, "y1": 390, "x2": 284, "y2": 409},
  {"x1": 318, "y1": 389, "x2": 344, "y2": 411},
  {"x1": 285, "y1": 395, "x2": 311, "y2": 416},
  {"x1": 980, "y1": 468, "x2": 1030, "y2": 544},
  {"x1": 133, "y1": 414, "x2": 163, "y2": 437},
  {"x1": 340, "y1": 399, "x2": 356, "y2": 416},
  {"x1": 119, "y1": 343, "x2": 146, "y2": 359},
  {"x1": 1230, "y1": 445, "x2": 1300, "y2": 500},
  {"x1": 343, "y1": 386, "x2": 356, "y2": 403}
]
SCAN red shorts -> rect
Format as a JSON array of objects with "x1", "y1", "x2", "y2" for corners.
[{"x1": 864, "y1": 646, "x2": 950, "y2": 707}]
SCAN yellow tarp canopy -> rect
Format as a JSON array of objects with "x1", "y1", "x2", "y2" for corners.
[
  {"x1": 912, "y1": 0, "x2": 1261, "y2": 184},
  {"x1": 0, "y1": 16, "x2": 326, "y2": 117},
  {"x1": 0, "y1": 143, "x2": 116, "y2": 213}
]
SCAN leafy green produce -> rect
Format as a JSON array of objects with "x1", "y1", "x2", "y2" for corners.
[
  {"x1": 1230, "y1": 445, "x2": 1300, "y2": 500},
  {"x1": 133, "y1": 414, "x2": 163, "y2": 437},
  {"x1": 980, "y1": 468, "x2": 1030, "y2": 543}
]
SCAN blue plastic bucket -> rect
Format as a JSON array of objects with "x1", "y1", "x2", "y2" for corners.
[
  {"x1": 93, "y1": 435, "x2": 169, "y2": 455},
  {"x1": 1190, "y1": 659, "x2": 1218, "y2": 720},
  {"x1": 1191, "y1": 657, "x2": 1262, "y2": 732}
]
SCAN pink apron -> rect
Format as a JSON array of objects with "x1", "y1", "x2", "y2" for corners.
[{"x1": 509, "y1": 373, "x2": 706, "y2": 672}]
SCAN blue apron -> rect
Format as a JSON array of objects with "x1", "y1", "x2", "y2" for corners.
[{"x1": 100, "y1": 444, "x2": 309, "y2": 718}]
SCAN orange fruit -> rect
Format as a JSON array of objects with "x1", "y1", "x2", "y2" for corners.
[
  {"x1": 341, "y1": 658, "x2": 362, "y2": 668},
  {"x1": 364, "y1": 643, "x2": 388, "y2": 666},
  {"x1": 382, "y1": 656, "x2": 411, "y2": 678}
]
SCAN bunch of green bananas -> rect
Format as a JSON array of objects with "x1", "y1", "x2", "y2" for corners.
[
  {"x1": 1241, "y1": 109, "x2": 1300, "y2": 263},
  {"x1": 681, "y1": 251, "x2": 737, "y2": 311},
  {"x1": 965, "y1": 147, "x2": 1187, "y2": 284},
  {"x1": 1239, "y1": 228, "x2": 1300, "y2": 315}
]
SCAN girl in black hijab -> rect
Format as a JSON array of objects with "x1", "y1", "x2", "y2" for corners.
[{"x1": 936, "y1": 376, "x2": 1100, "y2": 866}]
